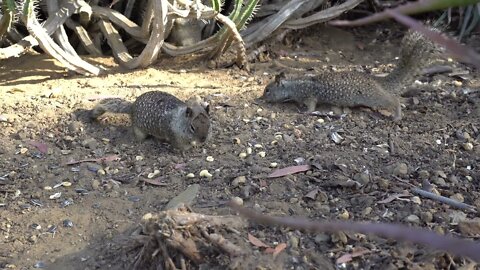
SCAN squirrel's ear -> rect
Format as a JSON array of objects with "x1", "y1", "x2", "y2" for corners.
[
  {"x1": 275, "y1": 72, "x2": 286, "y2": 83},
  {"x1": 186, "y1": 107, "x2": 193, "y2": 117}
]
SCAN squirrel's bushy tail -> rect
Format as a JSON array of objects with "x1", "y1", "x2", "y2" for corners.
[
  {"x1": 380, "y1": 29, "x2": 437, "y2": 92},
  {"x1": 91, "y1": 98, "x2": 133, "y2": 119}
]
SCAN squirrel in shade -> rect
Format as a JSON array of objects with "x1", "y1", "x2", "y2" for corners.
[
  {"x1": 262, "y1": 29, "x2": 436, "y2": 121},
  {"x1": 91, "y1": 91, "x2": 211, "y2": 151}
]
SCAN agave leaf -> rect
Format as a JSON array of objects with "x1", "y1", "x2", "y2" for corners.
[
  {"x1": 210, "y1": 0, "x2": 259, "y2": 58},
  {"x1": 0, "y1": 0, "x2": 16, "y2": 38}
]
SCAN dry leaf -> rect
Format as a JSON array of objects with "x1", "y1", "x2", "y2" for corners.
[
  {"x1": 377, "y1": 193, "x2": 410, "y2": 204},
  {"x1": 304, "y1": 188, "x2": 319, "y2": 200},
  {"x1": 248, "y1": 233, "x2": 270, "y2": 248},
  {"x1": 28, "y1": 140, "x2": 48, "y2": 154},
  {"x1": 336, "y1": 248, "x2": 370, "y2": 264},
  {"x1": 142, "y1": 177, "x2": 168, "y2": 186},
  {"x1": 272, "y1": 243, "x2": 287, "y2": 258},
  {"x1": 63, "y1": 155, "x2": 120, "y2": 166},
  {"x1": 268, "y1": 165, "x2": 311, "y2": 178}
]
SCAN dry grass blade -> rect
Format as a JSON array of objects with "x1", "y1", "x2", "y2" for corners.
[{"x1": 229, "y1": 201, "x2": 480, "y2": 262}]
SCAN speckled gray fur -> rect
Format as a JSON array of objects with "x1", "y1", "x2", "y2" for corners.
[
  {"x1": 91, "y1": 91, "x2": 210, "y2": 151},
  {"x1": 262, "y1": 30, "x2": 437, "y2": 121},
  {"x1": 263, "y1": 71, "x2": 402, "y2": 120}
]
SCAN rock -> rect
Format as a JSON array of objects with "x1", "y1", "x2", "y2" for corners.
[
  {"x1": 462, "y1": 143, "x2": 473, "y2": 151},
  {"x1": 331, "y1": 232, "x2": 347, "y2": 244},
  {"x1": 68, "y1": 121, "x2": 84, "y2": 133},
  {"x1": 232, "y1": 176, "x2": 246, "y2": 187},
  {"x1": 353, "y1": 172, "x2": 370, "y2": 185},
  {"x1": 393, "y1": 163, "x2": 408, "y2": 176},
  {"x1": 289, "y1": 235, "x2": 299, "y2": 249},
  {"x1": 432, "y1": 176, "x2": 447, "y2": 187},
  {"x1": 420, "y1": 211, "x2": 433, "y2": 223},
  {"x1": 405, "y1": 214, "x2": 420, "y2": 224},
  {"x1": 314, "y1": 234, "x2": 330, "y2": 244},
  {"x1": 362, "y1": 207, "x2": 372, "y2": 216},
  {"x1": 0, "y1": 114, "x2": 9, "y2": 122},
  {"x1": 385, "y1": 162, "x2": 408, "y2": 176},
  {"x1": 164, "y1": 184, "x2": 200, "y2": 210},
  {"x1": 81, "y1": 138, "x2": 98, "y2": 149},
  {"x1": 417, "y1": 170, "x2": 430, "y2": 180},
  {"x1": 231, "y1": 196, "x2": 243, "y2": 206},
  {"x1": 458, "y1": 219, "x2": 480, "y2": 236},
  {"x1": 450, "y1": 193, "x2": 465, "y2": 203},
  {"x1": 91, "y1": 180, "x2": 101, "y2": 190}
]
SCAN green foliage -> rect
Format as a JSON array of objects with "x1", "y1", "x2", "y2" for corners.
[
  {"x1": 0, "y1": 0, "x2": 16, "y2": 37},
  {"x1": 210, "y1": 0, "x2": 259, "y2": 57}
]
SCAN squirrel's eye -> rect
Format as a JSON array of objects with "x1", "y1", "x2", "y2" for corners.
[
  {"x1": 190, "y1": 124, "x2": 196, "y2": 132},
  {"x1": 265, "y1": 89, "x2": 270, "y2": 94}
]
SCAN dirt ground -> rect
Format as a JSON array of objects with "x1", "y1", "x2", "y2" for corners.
[{"x1": 1, "y1": 24, "x2": 479, "y2": 270}]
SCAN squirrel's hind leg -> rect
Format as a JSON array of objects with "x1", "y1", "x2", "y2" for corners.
[{"x1": 133, "y1": 126, "x2": 148, "y2": 141}]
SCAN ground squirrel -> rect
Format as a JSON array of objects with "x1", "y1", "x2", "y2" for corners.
[
  {"x1": 262, "y1": 30, "x2": 436, "y2": 121},
  {"x1": 91, "y1": 91, "x2": 211, "y2": 151}
]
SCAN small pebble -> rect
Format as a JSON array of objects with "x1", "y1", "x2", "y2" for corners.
[
  {"x1": 232, "y1": 176, "x2": 246, "y2": 187},
  {"x1": 337, "y1": 209, "x2": 350, "y2": 220},
  {"x1": 453, "y1": 80, "x2": 462, "y2": 87},
  {"x1": 420, "y1": 212, "x2": 433, "y2": 223},
  {"x1": 97, "y1": 169, "x2": 106, "y2": 176},
  {"x1": 186, "y1": 173, "x2": 195, "y2": 178},
  {"x1": 411, "y1": 196, "x2": 422, "y2": 205},
  {"x1": 289, "y1": 236, "x2": 299, "y2": 249},
  {"x1": 199, "y1": 170, "x2": 212, "y2": 178},
  {"x1": 142, "y1": 213, "x2": 153, "y2": 220},
  {"x1": 362, "y1": 207, "x2": 372, "y2": 216},
  {"x1": 257, "y1": 151, "x2": 266, "y2": 158},
  {"x1": 390, "y1": 162, "x2": 408, "y2": 176},
  {"x1": 0, "y1": 114, "x2": 8, "y2": 122},
  {"x1": 44, "y1": 186, "x2": 52, "y2": 191},
  {"x1": 135, "y1": 156, "x2": 144, "y2": 161},
  {"x1": 231, "y1": 196, "x2": 243, "y2": 206},
  {"x1": 206, "y1": 156, "x2": 214, "y2": 162},
  {"x1": 316, "y1": 118, "x2": 325, "y2": 124},
  {"x1": 246, "y1": 147, "x2": 253, "y2": 155},
  {"x1": 92, "y1": 180, "x2": 101, "y2": 190},
  {"x1": 254, "y1": 144, "x2": 263, "y2": 149},
  {"x1": 405, "y1": 214, "x2": 420, "y2": 224},
  {"x1": 20, "y1": 148, "x2": 28, "y2": 154},
  {"x1": 63, "y1": 219, "x2": 74, "y2": 228},
  {"x1": 233, "y1": 138, "x2": 241, "y2": 144},
  {"x1": 463, "y1": 143, "x2": 473, "y2": 151},
  {"x1": 33, "y1": 261, "x2": 46, "y2": 268},
  {"x1": 450, "y1": 193, "x2": 465, "y2": 203},
  {"x1": 270, "y1": 162, "x2": 278, "y2": 168},
  {"x1": 417, "y1": 170, "x2": 430, "y2": 180},
  {"x1": 128, "y1": 196, "x2": 141, "y2": 202},
  {"x1": 239, "y1": 152, "x2": 247, "y2": 158}
]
